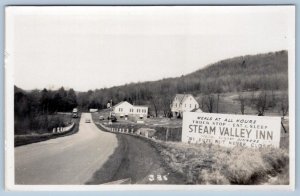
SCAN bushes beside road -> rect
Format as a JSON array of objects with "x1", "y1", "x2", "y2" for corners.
[
  {"x1": 153, "y1": 141, "x2": 289, "y2": 185},
  {"x1": 15, "y1": 114, "x2": 80, "y2": 147},
  {"x1": 15, "y1": 113, "x2": 74, "y2": 135}
]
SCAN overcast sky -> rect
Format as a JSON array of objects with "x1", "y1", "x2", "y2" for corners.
[{"x1": 7, "y1": 6, "x2": 294, "y2": 91}]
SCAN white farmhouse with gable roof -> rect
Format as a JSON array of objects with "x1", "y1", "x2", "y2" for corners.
[
  {"x1": 171, "y1": 94, "x2": 201, "y2": 117},
  {"x1": 113, "y1": 101, "x2": 148, "y2": 119}
]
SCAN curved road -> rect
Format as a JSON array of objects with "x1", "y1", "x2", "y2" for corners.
[
  {"x1": 15, "y1": 113, "x2": 184, "y2": 185},
  {"x1": 15, "y1": 113, "x2": 118, "y2": 185}
]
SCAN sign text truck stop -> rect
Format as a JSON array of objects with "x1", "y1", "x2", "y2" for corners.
[{"x1": 182, "y1": 112, "x2": 281, "y2": 148}]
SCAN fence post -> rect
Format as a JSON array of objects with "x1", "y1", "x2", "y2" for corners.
[
  {"x1": 166, "y1": 128, "x2": 169, "y2": 141},
  {"x1": 281, "y1": 120, "x2": 287, "y2": 133}
]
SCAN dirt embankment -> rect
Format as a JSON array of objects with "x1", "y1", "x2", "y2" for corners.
[{"x1": 86, "y1": 133, "x2": 185, "y2": 185}]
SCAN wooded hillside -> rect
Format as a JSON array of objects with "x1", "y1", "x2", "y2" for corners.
[
  {"x1": 77, "y1": 50, "x2": 288, "y2": 111},
  {"x1": 15, "y1": 50, "x2": 288, "y2": 125}
]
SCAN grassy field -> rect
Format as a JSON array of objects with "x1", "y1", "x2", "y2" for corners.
[{"x1": 92, "y1": 112, "x2": 182, "y2": 142}]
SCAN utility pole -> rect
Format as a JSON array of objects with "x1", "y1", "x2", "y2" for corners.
[
  {"x1": 108, "y1": 99, "x2": 113, "y2": 129},
  {"x1": 217, "y1": 94, "x2": 220, "y2": 113}
]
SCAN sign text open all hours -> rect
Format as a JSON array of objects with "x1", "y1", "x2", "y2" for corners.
[{"x1": 182, "y1": 112, "x2": 281, "y2": 148}]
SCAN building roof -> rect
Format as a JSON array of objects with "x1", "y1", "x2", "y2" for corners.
[
  {"x1": 174, "y1": 94, "x2": 194, "y2": 104},
  {"x1": 113, "y1": 101, "x2": 132, "y2": 108},
  {"x1": 113, "y1": 101, "x2": 148, "y2": 108},
  {"x1": 132, "y1": 105, "x2": 148, "y2": 108}
]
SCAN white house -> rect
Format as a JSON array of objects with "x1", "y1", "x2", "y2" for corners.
[
  {"x1": 113, "y1": 101, "x2": 148, "y2": 119},
  {"x1": 171, "y1": 94, "x2": 201, "y2": 117}
]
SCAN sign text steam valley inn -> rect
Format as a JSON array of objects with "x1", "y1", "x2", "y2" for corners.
[{"x1": 182, "y1": 112, "x2": 281, "y2": 148}]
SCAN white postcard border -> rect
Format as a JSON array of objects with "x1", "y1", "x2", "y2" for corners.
[{"x1": 4, "y1": 6, "x2": 296, "y2": 191}]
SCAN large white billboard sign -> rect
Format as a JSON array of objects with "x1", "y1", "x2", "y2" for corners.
[{"x1": 182, "y1": 112, "x2": 281, "y2": 148}]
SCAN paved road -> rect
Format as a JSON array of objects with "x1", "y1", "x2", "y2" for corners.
[
  {"x1": 86, "y1": 133, "x2": 184, "y2": 184},
  {"x1": 15, "y1": 113, "x2": 185, "y2": 185},
  {"x1": 15, "y1": 113, "x2": 118, "y2": 185}
]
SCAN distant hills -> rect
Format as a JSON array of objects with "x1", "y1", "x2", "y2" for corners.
[
  {"x1": 15, "y1": 50, "x2": 288, "y2": 113},
  {"x1": 76, "y1": 50, "x2": 288, "y2": 109},
  {"x1": 186, "y1": 50, "x2": 288, "y2": 92}
]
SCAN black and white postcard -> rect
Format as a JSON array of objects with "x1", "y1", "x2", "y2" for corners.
[{"x1": 4, "y1": 6, "x2": 295, "y2": 191}]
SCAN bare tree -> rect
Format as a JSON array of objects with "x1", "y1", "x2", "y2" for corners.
[
  {"x1": 255, "y1": 91, "x2": 268, "y2": 116},
  {"x1": 161, "y1": 95, "x2": 172, "y2": 117},
  {"x1": 149, "y1": 94, "x2": 159, "y2": 117},
  {"x1": 204, "y1": 94, "x2": 215, "y2": 113},
  {"x1": 199, "y1": 96, "x2": 205, "y2": 111},
  {"x1": 279, "y1": 93, "x2": 289, "y2": 118},
  {"x1": 238, "y1": 93, "x2": 246, "y2": 115},
  {"x1": 216, "y1": 93, "x2": 220, "y2": 113}
]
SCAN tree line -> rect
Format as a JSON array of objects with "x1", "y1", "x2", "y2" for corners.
[
  {"x1": 14, "y1": 86, "x2": 77, "y2": 134},
  {"x1": 76, "y1": 50, "x2": 288, "y2": 116},
  {"x1": 15, "y1": 50, "x2": 289, "y2": 132},
  {"x1": 198, "y1": 90, "x2": 288, "y2": 117}
]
